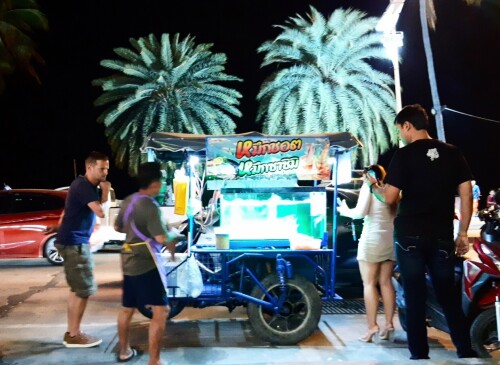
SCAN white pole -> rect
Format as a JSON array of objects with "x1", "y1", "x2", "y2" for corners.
[
  {"x1": 393, "y1": 50, "x2": 402, "y2": 113},
  {"x1": 377, "y1": 1, "x2": 405, "y2": 113},
  {"x1": 496, "y1": 296, "x2": 500, "y2": 340}
]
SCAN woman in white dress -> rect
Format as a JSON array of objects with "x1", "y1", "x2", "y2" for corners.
[{"x1": 338, "y1": 164, "x2": 396, "y2": 342}]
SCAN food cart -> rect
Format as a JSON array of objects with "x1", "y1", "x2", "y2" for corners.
[{"x1": 140, "y1": 131, "x2": 361, "y2": 345}]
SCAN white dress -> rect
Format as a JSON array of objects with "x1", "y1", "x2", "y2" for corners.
[{"x1": 339, "y1": 183, "x2": 395, "y2": 262}]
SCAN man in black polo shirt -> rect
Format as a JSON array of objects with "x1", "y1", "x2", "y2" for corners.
[
  {"x1": 370, "y1": 104, "x2": 476, "y2": 360},
  {"x1": 47, "y1": 151, "x2": 111, "y2": 348}
]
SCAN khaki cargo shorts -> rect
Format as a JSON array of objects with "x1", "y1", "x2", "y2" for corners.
[{"x1": 55, "y1": 243, "x2": 97, "y2": 298}]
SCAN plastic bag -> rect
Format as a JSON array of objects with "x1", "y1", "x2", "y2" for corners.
[{"x1": 177, "y1": 255, "x2": 203, "y2": 298}]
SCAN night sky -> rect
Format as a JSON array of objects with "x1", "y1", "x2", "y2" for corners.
[{"x1": 1, "y1": 0, "x2": 499, "y2": 202}]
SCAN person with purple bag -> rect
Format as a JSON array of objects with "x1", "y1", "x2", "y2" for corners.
[{"x1": 114, "y1": 162, "x2": 180, "y2": 364}]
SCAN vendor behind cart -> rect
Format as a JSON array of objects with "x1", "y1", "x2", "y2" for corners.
[{"x1": 114, "y1": 162, "x2": 179, "y2": 364}]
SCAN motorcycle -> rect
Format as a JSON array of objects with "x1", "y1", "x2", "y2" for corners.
[
  {"x1": 463, "y1": 207, "x2": 500, "y2": 357},
  {"x1": 393, "y1": 206, "x2": 500, "y2": 358}
]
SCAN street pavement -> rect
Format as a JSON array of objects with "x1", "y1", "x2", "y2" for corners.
[
  {"x1": 0, "y1": 218, "x2": 496, "y2": 365},
  {"x1": 1, "y1": 296, "x2": 494, "y2": 365}
]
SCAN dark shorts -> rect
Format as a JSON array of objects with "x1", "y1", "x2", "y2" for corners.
[
  {"x1": 122, "y1": 269, "x2": 168, "y2": 308},
  {"x1": 55, "y1": 243, "x2": 96, "y2": 298}
]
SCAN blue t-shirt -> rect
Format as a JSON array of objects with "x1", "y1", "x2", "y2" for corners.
[
  {"x1": 472, "y1": 185, "x2": 481, "y2": 200},
  {"x1": 56, "y1": 176, "x2": 100, "y2": 245}
]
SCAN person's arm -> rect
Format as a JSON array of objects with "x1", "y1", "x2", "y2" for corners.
[
  {"x1": 152, "y1": 233, "x2": 175, "y2": 259},
  {"x1": 144, "y1": 200, "x2": 179, "y2": 259},
  {"x1": 456, "y1": 180, "x2": 473, "y2": 256},
  {"x1": 88, "y1": 201, "x2": 105, "y2": 218},
  {"x1": 87, "y1": 181, "x2": 112, "y2": 219},
  {"x1": 114, "y1": 200, "x2": 125, "y2": 233},
  {"x1": 43, "y1": 210, "x2": 64, "y2": 234},
  {"x1": 371, "y1": 184, "x2": 400, "y2": 205},
  {"x1": 368, "y1": 174, "x2": 401, "y2": 205},
  {"x1": 114, "y1": 224, "x2": 124, "y2": 233},
  {"x1": 99, "y1": 181, "x2": 111, "y2": 210},
  {"x1": 338, "y1": 183, "x2": 371, "y2": 219},
  {"x1": 371, "y1": 150, "x2": 403, "y2": 206}
]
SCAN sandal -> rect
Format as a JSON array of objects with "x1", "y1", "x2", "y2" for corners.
[
  {"x1": 117, "y1": 348, "x2": 139, "y2": 362},
  {"x1": 358, "y1": 327, "x2": 380, "y2": 343},
  {"x1": 379, "y1": 327, "x2": 395, "y2": 341}
]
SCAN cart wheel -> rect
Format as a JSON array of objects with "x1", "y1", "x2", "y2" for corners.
[
  {"x1": 247, "y1": 274, "x2": 321, "y2": 345},
  {"x1": 137, "y1": 299, "x2": 187, "y2": 320}
]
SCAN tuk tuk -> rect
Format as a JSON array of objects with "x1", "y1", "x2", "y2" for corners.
[{"x1": 139, "y1": 131, "x2": 362, "y2": 345}]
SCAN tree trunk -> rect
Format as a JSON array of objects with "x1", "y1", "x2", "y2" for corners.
[{"x1": 419, "y1": 0, "x2": 446, "y2": 141}]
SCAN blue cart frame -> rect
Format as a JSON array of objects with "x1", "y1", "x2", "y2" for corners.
[{"x1": 141, "y1": 131, "x2": 362, "y2": 344}]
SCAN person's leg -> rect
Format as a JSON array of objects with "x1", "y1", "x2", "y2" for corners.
[
  {"x1": 378, "y1": 260, "x2": 395, "y2": 332},
  {"x1": 358, "y1": 260, "x2": 381, "y2": 341},
  {"x1": 67, "y1": 292, "x2": 89, "y2": 336},
  {"x1": 118, "y1": 307, "x2": 135, "y2": 360},
  {"x1": 60, "y1": 244, "x2": 97, "y2": 339},
  {"x1": 63, "y1": 245, "x2": 102, "y2": 348},
  {"x1": 427, "y1": 239, "x2": 476, "y2": 358},
  {"x1": 148, "y1": 305, "x2": 169, "y2": 365},
  {"x1": 135, "y1": 269, "x2": 170, "y2": 365},
  {"x1": 473, "y1": 199, "x2": 479, "y2": 216},
  {"x1": 395, "y1": 235, "x2": 429, "y2": 359}
]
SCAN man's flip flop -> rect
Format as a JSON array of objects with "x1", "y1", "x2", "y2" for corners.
[{"x1": 117, "y1": 348, "x2": 138, "y2": 362}]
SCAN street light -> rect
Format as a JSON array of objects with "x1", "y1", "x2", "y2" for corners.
[{"x1": 376, "y1": 0, "x2": 405, "y2": 112}]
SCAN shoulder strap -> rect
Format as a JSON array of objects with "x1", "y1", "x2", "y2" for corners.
[{"x1": 124, "y1": 193, "x2": 158, "y2": 242}]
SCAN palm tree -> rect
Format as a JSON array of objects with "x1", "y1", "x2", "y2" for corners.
[
  {"x1": 93, "y1": 33, "x2": 242, "y2": 175},
  {"x1": 0, "y1": 0, "x2": 48, "y2": 94},
  {"x1": 419, "y1": 0, "x2": 481, "y2": 142},
  {"x1": 257, "y1": 7, "x2": 398, "y2": 166}
]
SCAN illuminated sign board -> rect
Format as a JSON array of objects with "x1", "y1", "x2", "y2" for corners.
[{"x1": 206, "y1": 136, "x2": 331, "y2": 181}]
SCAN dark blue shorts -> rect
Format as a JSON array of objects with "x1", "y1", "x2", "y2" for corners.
[{"x1": 122, "y1": 269, "x2": 168, "y2": 308}]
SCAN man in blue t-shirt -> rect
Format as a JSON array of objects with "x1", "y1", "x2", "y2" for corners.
[
  {"x1": 471, "y1": 180, "x2": 481, "y2": 216},
  {"x1": 370, "y1": 105, "x2": 476, "y2": 360},
  {"x1": 46, "y1": 151, "x2": 111, "y2": 348}
]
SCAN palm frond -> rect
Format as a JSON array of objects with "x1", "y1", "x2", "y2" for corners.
[
  {"x1": 258, "y1": 6, "x2": 397, "y2": 166},
  {"x1": 0, "y1": 0, "x2": 47, "y2": 92},
  {"x1": 93, "y1": 33, "x2": 242, "y2": 174}
]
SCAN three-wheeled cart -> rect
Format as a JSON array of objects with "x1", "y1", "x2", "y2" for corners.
[{"x1": 140, "y1": 131, "x2": 361, "y2": 345}]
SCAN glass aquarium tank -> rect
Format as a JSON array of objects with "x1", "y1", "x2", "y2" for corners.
[{"x1": 219, "y1": 187, "x2": 326, "y2": 248}]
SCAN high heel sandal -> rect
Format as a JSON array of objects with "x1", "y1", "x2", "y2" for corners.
[
  {"x1": 358, "y1": 328, "x2": 379, "y2": 343},
  {"x1": 379, "y1": 327, "x2": 395, "y2": 341}
]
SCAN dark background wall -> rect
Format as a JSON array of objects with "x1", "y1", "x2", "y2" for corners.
[{"x1": 1, "y1": 0, "x2": 499, "y2": 203}]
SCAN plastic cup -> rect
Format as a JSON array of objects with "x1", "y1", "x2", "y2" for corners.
[{"x1": 215, "y1": 233, "x2": 230, "y2": 249}]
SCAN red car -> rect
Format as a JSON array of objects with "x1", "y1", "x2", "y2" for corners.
[{"x1": 0, "y1": 189, "x2": 104, "y2": 265}]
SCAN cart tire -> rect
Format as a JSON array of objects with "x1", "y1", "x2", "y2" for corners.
[
  {"x1": 137, "y1": 299, "x2": 186, "y2": 320},
  {"x1": 470, "y1": 308, "x2": 498, "y2": 358},
  {"x1": 247, "y1": 274, "x2": 321, "y2": 345}
]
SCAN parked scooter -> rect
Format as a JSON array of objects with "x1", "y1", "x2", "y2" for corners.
[
  {"x1": 393, "y1": 206, "x2": 500, "y2": 358},
  {"x1": 463, "y1": 207, "x2": 500, "y2": 357}
]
